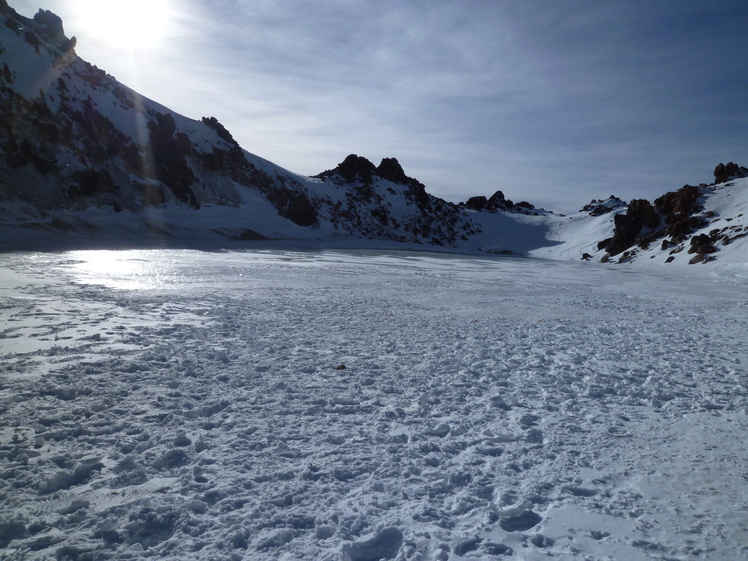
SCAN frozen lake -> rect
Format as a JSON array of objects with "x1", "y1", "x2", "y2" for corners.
[{"x1": 1, "y1": 249, "x2": 746, "y2": 560}]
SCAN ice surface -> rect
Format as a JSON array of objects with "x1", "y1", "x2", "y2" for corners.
[{"x1": 0, "y1": 249, "x2": 746, "y2": 560}]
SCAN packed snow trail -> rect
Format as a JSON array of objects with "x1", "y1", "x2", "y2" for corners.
[{"x1": 0, "y1": 249, "x2": 746, "y2": 560}]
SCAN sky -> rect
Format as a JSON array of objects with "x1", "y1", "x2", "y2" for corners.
[{"x1": 11, "y1": 0, "x2": 748, "y2": 213}]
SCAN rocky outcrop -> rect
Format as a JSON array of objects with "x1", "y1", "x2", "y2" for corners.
[
  {"x1": 316, "y1": 154, "x2": 377, "y2": 185},
  {"x1": 713, "y1": 162, "x2": 748, "y2": 185},
  {"x1": 654, "y1": 184, "x2": 706, "y2": 243},
  {"x1": 598, "y1": 199, "x2": 659, "y2": 255},
  {"x1": 312, "y1": 155, "x2": 478, "y2": 245},
  {"x1": 375, "y1": 157, "x2": 408, "y2": 184},
  {"x1": 461, "y1": 190, "x2": 536, "y2": 214},
  {"x1": 146, "y1": 112, "x2": 199, "y2": 208},
  {"x1": 595, "y1": 173, "x2": 745, "y2": 264},
  {"x1": 581, "y1": 196, "x2": 626, "y2": 216}
]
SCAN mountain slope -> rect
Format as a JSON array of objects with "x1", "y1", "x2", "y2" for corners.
[
  {"x1": 1, "y1": 1, "x2": 746, "y2": 269},
  {"x1": 0, "y1": 3, "x2": 474, "y2": 247},
  {"x1": 529, "y1": 169, "x2": 748, "y2": 267}
]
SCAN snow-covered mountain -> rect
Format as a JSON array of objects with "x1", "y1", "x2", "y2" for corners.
[
  {"x1": 518, "y1": 166, "x2": 748, "y2": 267},
  {"x1": 1, "y1": 1, "x2": 747, "y2": 267},
  {"x1": 0, "y1": 3, "x2": 475, "y2": 248}
]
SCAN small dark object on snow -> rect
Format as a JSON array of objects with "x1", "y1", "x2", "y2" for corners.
[{"x1": 335, "y1": 364, "x2": 347, "y2": 370}]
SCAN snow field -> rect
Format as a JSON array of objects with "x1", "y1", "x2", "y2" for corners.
[{"x1": 0, "y1": 250, "x2": 746, "y2": 560}]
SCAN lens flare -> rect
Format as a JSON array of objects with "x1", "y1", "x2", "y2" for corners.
[{"x1": 73, "y1": 0, "x2": 174, "y2": 51}]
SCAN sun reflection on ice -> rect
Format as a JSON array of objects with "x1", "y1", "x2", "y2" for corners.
[{"x1": 68, "y1": 250, "x2": 171, "y2": 290}]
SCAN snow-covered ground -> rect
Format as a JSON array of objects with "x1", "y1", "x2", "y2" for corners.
[{"x1": 1, "y1": 249, "x2": 746, "y2": 560}]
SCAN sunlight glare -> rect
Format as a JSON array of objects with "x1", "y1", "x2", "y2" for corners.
[{"x1": 73, "y1": 0, "x2": 174, "y2": 50}]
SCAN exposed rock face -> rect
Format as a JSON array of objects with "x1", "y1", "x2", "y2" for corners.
[
  {"x1": 0, "y1": 1, "x2": 479, "y2": 247},
  {"x1": 312, "y1": 155, "x2": 477, "y2": 245},
  {"x1": 595, "y1": 175, "x2": 740, "y2": 264},
  {"x1": 316, "y1": 154, "x2": 377, "y2": 184},
  {"x1": 147, "y1": 112, "x2": 199, "y2": 208},
  {"x1": 461, "y1": 190, "x2": 535, "y2": 214},
  {"x1": 713, "y1": 162, "x2": 748, "y2": 184},
  {"x1": 266, "y1": 188, "x2": 318, "y2": 228},
  {"x1": 598, "y1": 199, "x2": 659, "y2": 256},
  {"x1": 654, "y1": 184, "x2": 706, "y2": 242},
  {"x1": 465, "y1": 195, "x2": 488, "y2": 211},
  {"x1": 0, "y1": 5, "x2": 330, "y2": 229},
  {"x1": 33, "y1": 9, "x2": 68, "y2": 47},
  {"x1": 375, "y1": 157, "x2": 408, "y2": 184}
]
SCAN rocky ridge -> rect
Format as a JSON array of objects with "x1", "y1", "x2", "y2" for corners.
[
  {"x1": 0, "y1": 3, "x2": 474, "y2": 247},
  {"x1": 593, "y1": 163, "x2": 747, "y2": 264}
]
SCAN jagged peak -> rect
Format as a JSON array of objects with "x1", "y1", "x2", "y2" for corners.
[
  {"x1": 315, "y1": 154, "x2": 420, "y2": 187},
  {"x1": 33, "y1": 9, "x2": 65, "y2": 41},
  {"x1": 201, "y1": 116, "x2": 238, "y2": 146},
  {"x1": 0, "y1": 3, "x2": 76, "y2": 53},
  {"x1": 376, "y1": 157, "x2": 407, "y2": 184}
]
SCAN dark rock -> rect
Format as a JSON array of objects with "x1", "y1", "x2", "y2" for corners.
[
  {"x1": 376, "y1": 157, "x2": 408, "y2": 184},
  {"x1": 69, "y1": 169, "x2": 116, "y2": 198},
  {"x1": 461, "y1": 190, "x2": 518, "y2": 212},
  {"x1": 655, "y1": 185, "x2": 701, "y2": 217},
  {"x1": 147, "y1": 112, "x2": 199, "y2": 208},
  {"x1": 465, "y1": 196, "x2": 488, "y2": 211},
  {"x1": 630, "y1": 199, "x2": 659, "y2": 229},
  {"x1": 713, "y1": 162, "x2": 748, "y2": 184},
  {"x1": 605, "y1": 199, "x2": 659, "y2": 256},
  {"x1": 689, "y1": 233, "x2": 716, "y2": 255},
  {"x1": 201, "y1": 116, "x2": 237, "y2": 145},
  {"x1": 513, "y1": 200, "x2": 535, "y2": 211},
  {"x1": 317, "y1": 154, "x2": 377, "y2": 184},
  {"x1": 266, "y1": 188, "x2": 319, "y2": 227},
  {"x1": 487, "y1": 190, "x2": 514, "y2": 211},
  {"x1": 33, "y1": 9, "x2": 67, "y2": 47}
]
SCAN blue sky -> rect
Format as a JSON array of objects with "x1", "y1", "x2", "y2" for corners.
[{"x1": 13, "y1": 0, "x2": 748, "y2": 212}]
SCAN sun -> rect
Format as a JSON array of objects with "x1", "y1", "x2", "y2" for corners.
[{"x1": 73, "y1": 0, "x2": 174, "y2": 51}]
